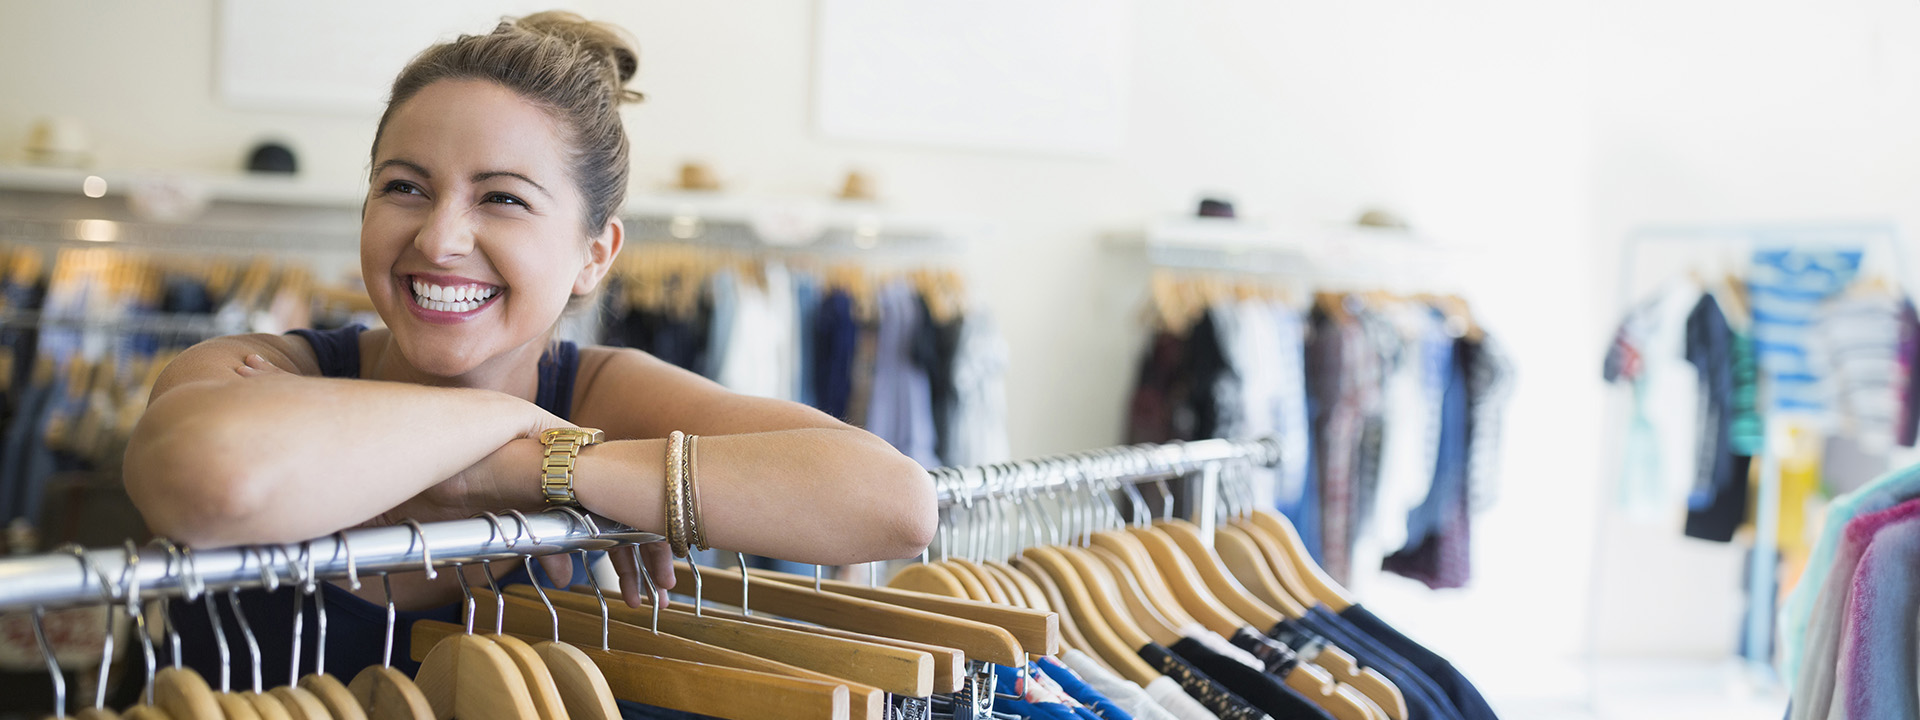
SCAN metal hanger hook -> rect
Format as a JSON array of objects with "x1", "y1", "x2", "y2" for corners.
[
  {"x1": 144, "y1": 538, "x2": 186, "y2": 669},
  {"x1": 61, "y1": 546, "x2": 116, "y2": 709},
  {"x1": 400, "y1": 519, "x2": 437, "y2": 580},
  {"x1": 32, "y1": 604, "x2": 66, "y2": 718},
  {"x1": 117, "y1": 542, "x2": 158, "y2": 706},
  {"x1": 181, "y1": 547, "x2": 232, "y2": 692}
]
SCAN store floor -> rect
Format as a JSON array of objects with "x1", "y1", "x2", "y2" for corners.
[{"x1": 1483, "y1": 657, "x2": 1788, "y2": 719}]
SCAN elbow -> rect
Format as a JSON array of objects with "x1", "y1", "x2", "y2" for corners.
[
  {"x1": 868, "y1": 450, "x2": 938, "y2": 560},
  {"x1": 123, "y1": 386, "x2": 272, "y2": 547}
]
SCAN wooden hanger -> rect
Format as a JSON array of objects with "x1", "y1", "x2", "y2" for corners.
[
  {"x1": 267, "y1": 686, "x2": 334, "y2": 720},
  {"x1": 410, "y1": 619, "x2": 536, "y2": 720},
  {"x1": 979, "y1": 563, "x2": 1031, "y2": 608},
  {"x1": 1018, "y1": 547, "x2": 1160, "y2": 685},
  {"x1": 989, "y1": 561, "x2": 1049, "y2": 612},
  {"x1": 944, "y1": 559, "x2": 1010, "y2": 605},
  {"x1": 1009, "y1": 557, "x2": 1112, "y2": 673},
  {"x1": 457, "y1": 563, "x2": 569, "y2": 720},
  {"x1": 1214, "y1": 525, "x2": 1306, "y2": 615},
  {"x1": 1127, "y1": 524, "x2": 1244, "y2": 635},
  {"x1": 1089, "y1": 530, "x2": 1202, "y2": 629},
  {"x1": 412, "y1": 620, "x2": 852, "y2": 720},
  {"x1": 1248, "y1": 510, "x2": 1353, "y2": 611},
  {"x1": 753, "y1": 567, "x2": 1057, "y2": 657},
  {"x1": 1157, "y1": 520, "x2": 1282, "y2": 628},
  {"x1": 513, "y1": 584, "x2": 935, "y2": 697},
  {"x1": 120, "y1": 707, "x2": 173, "y2": 720},
  {"x1": 246, "y1": 693, "x2": 293, "y2": 720},
  {"x1": 886, "y1": 563, "x2": 968, "y2": 597},
  {"x1": 672, "y1": 562, "x2": 1024, "y2": 666},
  {"x1": 638, "y1": 590, "x2": 968, "y2": 695},
  {"x1": 467, "y1": 589, "x2": 877, "y2": 720},
  {"x1": 1084, "y1": 545, "x2": 1183, "y2": 645}
]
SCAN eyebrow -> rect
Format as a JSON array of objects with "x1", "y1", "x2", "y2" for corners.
[{"x1": 372, "y1": 159, "x2": 552, "y2": 198}]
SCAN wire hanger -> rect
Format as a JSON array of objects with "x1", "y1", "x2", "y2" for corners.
[
  {"x1": 501, "y1": 509, "x2": 619, "y2": 720},
  {"x1": 432, "y1": 509, "x2": 854, "y2": 719},
  {"x1": 405, "y1": 518, "x2": 539, "y2": 720},
  {"x1": 470, "y1": 513, "x2": 568, "y2": 720},
  {"x1": 265, "y1": 545, "x2": 336, "y2": 720},
  {"x1": 231, "y1": 547, "x2": 295, "y2": 720},
  {"x1": 287, "y1": 539, "x2": 364, "y2": 720},
  {"x1": 62, "y1": 545, "x2": 127, "y2": 720},
  {"x1": 179, "y1": 547, "x2": 263, "y2": 720},
  {"x1": 338, "y1": 527, "x2": 431, "y2": 720}
]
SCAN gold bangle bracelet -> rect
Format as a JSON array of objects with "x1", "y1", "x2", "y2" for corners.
[
  {"x1": 665, "y1": 430, "x2": 689, "y2": 558},
  {"x1": 687, "y1": 435, "x2": 707, "y2": 551}
]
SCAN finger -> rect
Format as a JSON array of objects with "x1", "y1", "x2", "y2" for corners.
[
  {"x1": 235, "y1": 364, "x2": 261, "y2": 377},
  {"x1": 609, "y1": 546, "x2": 643, "y2": 608},
  {"x1": 643, "y1": 542, "x2": 676, "y2": 593},
  {"x1": 537, "y1": 554, "x2": 573, "y2": 589}
]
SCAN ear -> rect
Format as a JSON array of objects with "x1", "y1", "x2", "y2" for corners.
[{"x1": 574, "y1": 216, "x2": 624, "y2": 296}]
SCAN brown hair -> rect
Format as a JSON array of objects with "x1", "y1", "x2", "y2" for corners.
[{"x1": 371, "y1": 11, "x2": 642, "y2": 234}]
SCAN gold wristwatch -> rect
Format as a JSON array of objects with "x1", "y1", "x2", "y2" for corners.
[{"x1": 540, "y1": 427, "x2": 605, "y2": 506}]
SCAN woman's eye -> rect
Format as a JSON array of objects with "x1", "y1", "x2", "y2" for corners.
[
  {"x1": 485, "y1": 193, "x2": 527, "y2": 208},
  {"x1": 382, "y1": 180, "x2": 422, "y2": 196}
]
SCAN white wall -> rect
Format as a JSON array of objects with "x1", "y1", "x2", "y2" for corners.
[{"x1": 0, "y1": 0, "x2": 1665, "y2": 706}]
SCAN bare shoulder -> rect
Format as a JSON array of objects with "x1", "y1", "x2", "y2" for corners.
[{"x1": 150, "y1": 332, "x2": 323, "y2": 402}]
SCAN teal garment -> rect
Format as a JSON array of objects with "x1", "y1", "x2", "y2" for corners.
[{"x1": 1780, "y1": 460, "x2": 1920, "y2": 681}]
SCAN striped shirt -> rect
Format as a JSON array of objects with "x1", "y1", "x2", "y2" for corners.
[{"x1": 1747, "y1": 248, "x2": 1865, "y2": 415}]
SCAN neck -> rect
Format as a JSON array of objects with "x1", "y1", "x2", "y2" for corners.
[{"x1": 362, "y1": 327, "x2": 549, "y2": 403}]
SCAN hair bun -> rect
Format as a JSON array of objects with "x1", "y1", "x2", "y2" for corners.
[{"x1": 510, "y1": 11, "x2": 640, "y2": 92}]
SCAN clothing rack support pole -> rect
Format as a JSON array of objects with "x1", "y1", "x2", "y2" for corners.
[
  {"x1": 1189, "y1": 463, "x2": 1220, "y2": 549},
  {"x1": 1745, "y1": 430, "x2": 1782, "y2": 680}
]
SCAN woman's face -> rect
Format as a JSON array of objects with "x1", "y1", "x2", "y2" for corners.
[{"x1": 361, "y1": 79, "x2": 616, "y2": 379}]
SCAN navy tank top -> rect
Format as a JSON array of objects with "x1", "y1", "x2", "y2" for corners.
[{"x1": 168, "y1": 325, "x2": 591, "y2": 683}]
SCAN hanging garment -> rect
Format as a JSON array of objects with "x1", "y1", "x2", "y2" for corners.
[
  {"x1": 1127, "y1": 331, "x2": 1190, "y2": 444},
  {"x1": 1463, "y1": 332, "x2": 1513, "y2": 516},
  {"x1": 702, "y1": 268, "x2": 737, "y2": 382},
  {"x1": 1604, "y1": 282, "x2": 1703, "y2": 521},
  {"x1": 866, "y1": 280, "x2": 940, "y2": 467},
  {"x1": 1292, "y1": 607, "x2": 1463, "y2": 720},
  {"x1": 1748, "y1": 246, "x2": 1863, "y2": 416},
  {"x1": 812, "y1": 288, "x2": 858, "y2": 421},
  {"x1": 1166, "y1": 638, "x2": 1334, "y2": 720},
  {"x1": 1682, "y1": 293, "x2": 1746, "y2": 542},
  {"x1": 1056, "y1": 649, "x2": 1187, "y2": 720},
  {"x1": 1137, "y1": 642, "x2": 1272, "y2": 720},
  {"x1": 1356, "y1": 304, "x2": 1448, "y2": 589},
  {"x1": 1037, "y1": 656, "x2": 1138, "y2": 720},
  {"x1": 948, "y1": 310, "x2": 1011, "y2": 466},
  {"x1": 1340, "y1": 605, "x2": 1498, "y2": 720},
  {"x1": 1787, "y1": 496, "x2": 1920, "y2": 720},
  {"x1": 1898, "y1": 297, "x2": 1920, "y2": 448},
  {"x1": 1806, "y1": 288, "x2": 1905, "y2": 491},
  {"x1": 1383, "y1": 336, "x2": 1472, "y2": 590},
  {"x1": 714, "y1": 263, "x2": 795, "y2": 400},
  {"x1": 1833, "y1": 507, "x2": 1920, "y2": 719}
]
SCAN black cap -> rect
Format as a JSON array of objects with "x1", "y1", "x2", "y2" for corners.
[
  {"x1": 247, "y1": 142, "x2": 298, "y2": 174},
  {"x1": 1197, "y1": 197, "x2": 1236, "y2": 218}
]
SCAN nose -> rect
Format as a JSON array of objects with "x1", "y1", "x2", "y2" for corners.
[{"x1": 413, "y1": 203, "x2": 476, "y2": 263}]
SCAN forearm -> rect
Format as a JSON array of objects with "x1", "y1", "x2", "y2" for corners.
[
  {"x1": 563, "y1": 428, "x2": 935, "y2": 565},
  {"x1": 125, "y1": 374, "x2": 557, "y2": 546}
]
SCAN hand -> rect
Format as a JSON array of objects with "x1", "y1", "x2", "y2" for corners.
[
  {"x1": 529, "y1": 541, "x2": 675, "y2": 609},
  {"x1": 235, "y1": 353, "x2": 291, "y2": 378}
]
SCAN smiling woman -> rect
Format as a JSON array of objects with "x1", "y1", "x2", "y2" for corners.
[{"x1": 120, "y1": 10, "x2": 935, "y2": 683}]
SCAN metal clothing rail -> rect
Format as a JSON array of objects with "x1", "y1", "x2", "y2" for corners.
[
  {"x1": 0, "y1": 511, "x2": 659, "y2": 613},
  {"x1": 931, "y1": 437, "x2": 1281, "y2": 508}
]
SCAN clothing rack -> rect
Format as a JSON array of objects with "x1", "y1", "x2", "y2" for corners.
[
  {"x1": 932, "y1": 437, "x2": 1282, "y2": 544},
  {"x1": 1610, "y1": 221, "x2": 1910, "y2": 682},
  {"x1": 0, "y1": 438, "x2": 1279, "y2": 614},
  {"x1": 0, "y1": 511, "x2": 658, "y2": 613}
]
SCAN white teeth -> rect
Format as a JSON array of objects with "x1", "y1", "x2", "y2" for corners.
[{"x1": 408, "y1": 278, "x2": 499, "y2": 313}]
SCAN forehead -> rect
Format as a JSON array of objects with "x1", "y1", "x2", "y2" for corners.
[{"x1": 375, "y1": 79, "x2": 571, "y2": 177}]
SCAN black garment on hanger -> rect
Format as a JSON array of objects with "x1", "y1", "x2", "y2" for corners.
[
  {"x1": 1340, "y1": 605, "x2": 1499, "y2": 720},
  {"x1": 1167, "y1": 637, "x2": 1333, "y2": 720},
  {"x1": 1292, "y1": 607, "x2": 1462, "y2": 720},
  {"x1": 1137, "y1": 642, "x2": 1269, "y2": 720}
]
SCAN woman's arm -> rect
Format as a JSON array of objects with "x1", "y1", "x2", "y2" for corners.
[
  {"x1": 465, "y1": 348, "x2": 938, "y2": 566},
  {"x1": 124, "y1": 335, "x2": 564, "y2": 547}
]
